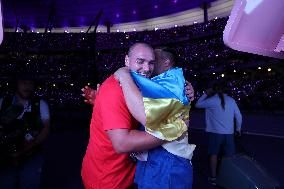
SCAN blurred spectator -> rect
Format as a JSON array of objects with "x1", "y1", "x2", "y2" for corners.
[
  {"x1": 0, "y1": 74, "x2": 50, "y2": 189},
  {"x1": 195, "y1": 81, "x2": 242, "y2": 186}
]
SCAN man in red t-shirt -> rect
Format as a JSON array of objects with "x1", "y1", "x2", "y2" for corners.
[{"x1": 81, "y1": 43, "x2": 164, "y2": 189}]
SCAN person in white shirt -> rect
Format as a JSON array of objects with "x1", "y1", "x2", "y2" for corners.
[{"x1": 195, "y1": 81, "x2": 242, "y2": 186}]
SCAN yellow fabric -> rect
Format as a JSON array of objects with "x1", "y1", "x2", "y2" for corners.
[{"x1": 143, "y1": 97, "x2": 191, "y2": 141}]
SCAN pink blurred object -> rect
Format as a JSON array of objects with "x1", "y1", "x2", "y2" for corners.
[
  {"x1": 223, "y1": 0, "x2": 284, "y2": 59},
  {"x1": 0, "y1": 1, "x2": 3, "y2": 45}
]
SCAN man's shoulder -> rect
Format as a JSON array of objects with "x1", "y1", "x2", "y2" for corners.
[
  {"x1": 224, "y1": 95, "x2": 238, "y2": 106},
  {"x1": 98, "y1": 75, "x2": 122, "y2": 100},
  {"x1": 100, "y1": 75, "x2": 121, "y2": 93},
  {"x1": 224, "y1": 94, "x2": 236, "y2": 101}
]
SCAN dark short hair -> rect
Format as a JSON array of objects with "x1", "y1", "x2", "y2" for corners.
[
  {"x1": 155, "y1": 46, "x2": 177, "y2": 66},
  {"x1": 211, "y1": 80, "x2": 229, "y2": 94}
]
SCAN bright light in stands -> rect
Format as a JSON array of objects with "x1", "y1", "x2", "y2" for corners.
[
  {"x1": 133, "y1": 28, "x2": 136, "y2": 31},
  {"x1": 268, "y1": 68, "x2": 271, "y2": 72},
  {"x1": 116, "y1": 29, "x2": 120, "y2": 32},
  {"x1": 175, "y1": 25, "x2": 178, "y2": 27},
  {"x1": 234, "y1": 70, "x2": 237, "y2": 73},
  {"x1": 221, "y1": 74, "x2": 225, "y2": 77},
  {"x1": 193, "y1": 21, "x2": 198, "y2": 24},
  {"x1": 155, "y1": 28, "x2": 158, "y2": 31},
  {"x1": 258, "y1": 67, "x2": 262, "y2": 70},
  {"x1": 213, "y1": 72, "x2": 216, "y2": 75}
]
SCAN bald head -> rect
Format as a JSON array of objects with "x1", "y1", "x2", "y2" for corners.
[
  {"x1": 128, "y1": 43, "x2": 154, "y2": 57},
  {"x1": 125, "y1": 43, "x2": 155, "y2": 78}
]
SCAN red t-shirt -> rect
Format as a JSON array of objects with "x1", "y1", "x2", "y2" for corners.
[{"x1": 81, "y1": 75, "x2": 138, "y2": 189}]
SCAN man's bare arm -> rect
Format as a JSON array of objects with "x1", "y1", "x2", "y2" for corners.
[
  {"x1": 185, "y1": 80, "x2": 195, "y2": 101},
  {"x1": 114, "y1": 67, "x2": 146, "y2": 125},
  {"x1": 107, "y1": 129, "x2": 164, "y2": 154}
]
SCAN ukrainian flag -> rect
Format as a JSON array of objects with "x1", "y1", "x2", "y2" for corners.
[{"x1": 131, "y1": 68, "x2": 191, "y2": 141}]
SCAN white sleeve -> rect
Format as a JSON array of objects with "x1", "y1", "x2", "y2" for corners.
[
  {"x1": 195, "y1": 93, "x2": 216, "y2": 108},
  {"x1": 40, "y1": 100, "x2": 50, "y2": 121}
]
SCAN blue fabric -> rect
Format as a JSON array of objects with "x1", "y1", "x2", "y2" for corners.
[
  {"x1": 131, "y1": 68, "x2": 189, "y2": 105},
  {"x1": 207, "y1": 132, "x2": 235, "y2": 155},
  {"x1": 134, "y1": 146, "x2": 193, "y2": 189}
]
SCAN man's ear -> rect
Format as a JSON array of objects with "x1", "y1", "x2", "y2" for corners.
[
  {"x1": 164, "y1": 59, "x2": 171, "y2": 69},
  {"x1": 125, "y1": 55, "x2": 129, "y2": 67}
]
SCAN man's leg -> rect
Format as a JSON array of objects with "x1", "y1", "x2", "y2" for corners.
[
  {"x1": 209, "y1": 155, "x2": 218, "y2": 178},
  {"x1": 224, "y1": 134, "x2": 236, "y2": 156},
  {"x1": 207, "y1": 132, "x2": 223, "y2": 185}
]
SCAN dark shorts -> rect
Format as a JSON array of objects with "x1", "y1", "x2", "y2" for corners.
[{"x1": 207, "y1": 132, "x2": 235, "y2": 156}]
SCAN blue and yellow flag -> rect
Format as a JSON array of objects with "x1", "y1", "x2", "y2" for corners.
[{"x1": 131, "y1": 68, "x2": 191, "y2": 141}]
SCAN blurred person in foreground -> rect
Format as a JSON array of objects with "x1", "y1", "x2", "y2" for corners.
[{"x1": 0, "y1": 74, "x2": 50, "y2": 189}]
